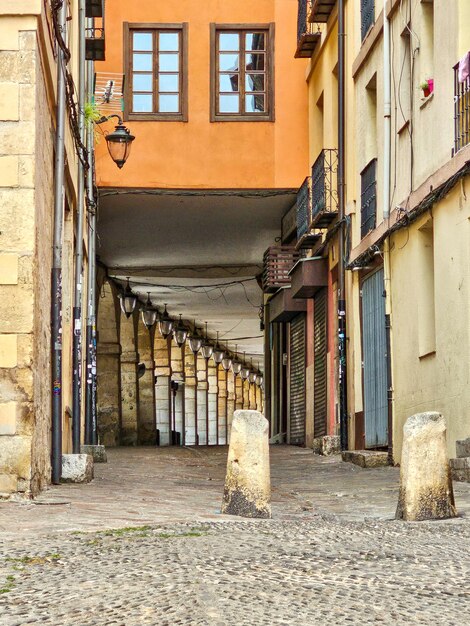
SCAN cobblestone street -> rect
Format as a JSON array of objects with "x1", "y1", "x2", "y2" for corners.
[{"x1": 1, "y1": 447, "x2": 470, "y2": 625}]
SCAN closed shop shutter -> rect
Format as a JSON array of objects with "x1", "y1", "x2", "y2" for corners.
[
  {"x1": 314, "y1": 288, "x2": 328, "y2": 438},
  {"x1": 289, "y1": 314, "x2": 306, "y2": 445}
]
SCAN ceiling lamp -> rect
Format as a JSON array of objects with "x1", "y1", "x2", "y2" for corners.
[
  {"x1": 240, "y1": 352, "x2": 250, "y2": 380},
  {"x1": 232, "y1": 345, "x2": 242, "y2": 376},
  {"x1": 118, "y1": 278, "x2": 137, "y2": 319},
  {"x1": 221, "y1": 343, "x2": 232, "y2": 371},
  {"x1": 256, "y1": 373, "x2": 264, "y2": 387},
  {"x1": 189, "y1": 323, "x2": 203, "y2": 355},
  {"x1": 158, "y1": 303, "x2": 173, "y2": 339},
  {"x1": 249, "y1": 370, "x2": 258, "y2": 384},
  {"x1": 213, "y1": 332, "x2": 225, "y2": 365},
  {"x1": 201, "y1": 323, "x2": 214, "y2": 360},
  {"x1": 141, "y1": 292, "x2": 158, "y2": 329},
  {"x1": 174, "y1": 314, "x2": 188, "y2": 348}
]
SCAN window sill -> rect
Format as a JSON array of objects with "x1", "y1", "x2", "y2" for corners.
[
  {"x1": 211, "y1": 114, "x2": 274, "y2": 123},
  {"x1": 126, "y1": 113, "x2": 188, "y2": 122},
  {"x1": 418, "y1": 349, "x2": 436, "y2": 361},
  {"x1": 419, "y1": 91, "x2": 434, "y2": 110}
]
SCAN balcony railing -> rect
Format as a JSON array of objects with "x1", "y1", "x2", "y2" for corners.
[
  {"x1": 453, "y1": 60, "x2": 470, "y2": 155},
  {"x1": 262, "y1": 246, "x2": 301, "y2": 293},
  {"x1": 295, "y1": 0, "x2": 321, "y2": 59},
  {"x1": 310, "y1": 148, "x2": 339, "y2": 228},
  {"x1": 85, "y1": 1, "x2": 106, "y2": 61},
  {"x1": 360, "y1": 159, "x2": 377, "y2": 239},
  {"x1": 308, "y1": 0, "x2": 336, "y2": 24},
  {"x1": 360, "y1": 0, "x2": 375, "y2": 41},
  {"x1": 296, "y1": 177, "x2": 322, "y2": 249}
]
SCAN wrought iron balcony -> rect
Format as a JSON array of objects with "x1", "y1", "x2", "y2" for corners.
[
  {"x1": 310, "y1": 149, "x2": 339, "y2": 228},
  {"x1": 360, "y1": 0, "x2": 375, "y2": 41},
  {"x1": 86, "y1": 0, "x2": 104, "y2": 18},
  {"x1": 308, "y1": 0, "x2": 336, "y2": 24},
  {"x1": 85, "y1": 3, "x2": 106, "y2": 61},
  {"x1": 360, "y1": 159, "x2": 377, "y2": 239},
  {"x1": 295, "y1": 0, "x2": 321, "y2": 59},
  {"x1": 453, "y1": 60, "x2": 470, "y2": 155},
  {"x1": 296, "y1": 177, "x2": 322, "y2": 249},
  {"x1": 262, "y1": 246, "x2": 301, "y2": 293}
]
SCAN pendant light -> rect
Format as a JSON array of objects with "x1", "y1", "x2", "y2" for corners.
[
  {"x1": 141, "y1": 292, "x2": 158, "y2": 329},
  {"x1": 118, "y1": 277, "x2": 137, "y2": 319},
  {"x1": 213, "y1": 332, "x2": 225, "y2": 365},
  {"x1": 201, "y1": 322, "x2": 214, "y2": 360},
  {"x1": 221, "y1": 342, "x2": 232, "y2": 371},
  {"x1": 255, "y1": 362, "x2": 263, "y2": 387},
  {"x1": 232, "y1": 345, "x2": 242, "y2": 376},
  {"x1": 158, "y1": 303, "x2": 173, "y2": 339},
  {"x1": 240, "y1": 352, "x2": 250, "y2": 380},
  {"x1": 174, "y1": 314, "x2": 188, "y2": 348},
  {"x1": 189, "y1": 322, "x2": 203, "y2": 354}
]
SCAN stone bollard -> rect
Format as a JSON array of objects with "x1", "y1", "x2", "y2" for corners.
[
  {"x1": 221, "y1": 410, "x2": 271, "y2": 519},
  {"x1": 396, "y1": 412, "x2": 456, "y2": 521},
  {"x1": 61, "y1": 454, "x2": 94, "y2": 484}
]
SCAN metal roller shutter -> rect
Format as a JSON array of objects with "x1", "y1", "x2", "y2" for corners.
[
  {"x1": 289, "y1": 314, "x2": 306, "y2": 445},
  {"x1": 314, "y1": 288, "x2": 328, "y2": 438}
]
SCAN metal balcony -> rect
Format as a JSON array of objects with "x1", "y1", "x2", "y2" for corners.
[
  {"x1": 360, "y1": 0, "x2": 375, "y2": 41},
  {"x1": 296, "y1": 177, "x2": 322, "y2": 250},
  {"x1": 85, "y1": 3, "x2": 106, "y2": 61},
  {"x1": 262, "y1": 246, "x2": 301, "y2": 293},
  {"x1": 295, "y1": 0, "x2": 321, "y2": 59},
  {"x1": 453, "y1": 60, "x2": 470, "y2": 155},
  {"x1": 308, "y1": 0, "x2": 336, "y2": 23},
  {"x1": 310, "y1": 149, "x2": 339, "y2": 228}
]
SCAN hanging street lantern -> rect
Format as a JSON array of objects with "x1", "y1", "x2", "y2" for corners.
[
  {"x1": 141, "y1": 292, "x2": 158, "y2": 329},
  {"x1": 118, "y1": 277, "x2": 137, "y2": 319},
  {"x1": 189, "y1": 323, "x2": 203, "y2": 354},
  {"x1": 232, "y1": 344, "x2": 242, "y2": 376},
  {"x1": 174, "y1": 314, "x2": 188, "y2": 348},
  {"x1": 240, "y1": 353, "x2": 250, "y2": 380},
  {"x1": 201, "y1": 323, "x2": 214, "y2": 360},
  {"x1": 213, "y1": 331, "x2": 225, "y2": 365},
  {"x1": 256, "y1": 373, "x2": 264, "y2": 387},
  {"x1": 96, "y1": 115, "x2": 135, "y2": 169},
  {"x1": 249, "y1": 370, "x2": 258, "y2": 384},
  {"x1": 221, "y1": 344, "x2": 232, "y2": 372},
  {"x1": 158, "y1": 303, "x2": 173, "y2": 339}
]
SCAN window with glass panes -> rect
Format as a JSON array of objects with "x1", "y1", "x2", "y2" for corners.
[
  {"x1": 211, "y1": 24, "x2": 274, "y2": 121},
  {"x1": 126, "y1": 24, "x2": 187, "y2": 120}
]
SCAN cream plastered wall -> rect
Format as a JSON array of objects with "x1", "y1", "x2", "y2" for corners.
[{"x1": 389, "y1": 186, "x2": 470, "y2": 461}]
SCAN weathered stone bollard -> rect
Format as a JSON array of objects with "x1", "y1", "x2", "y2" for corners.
[
  {"x1": 396, "y1": 412, "x2": 456, "y2": 521},
  {"x1": 61, "y1": 454, "x2": 94, "y2": 484},
  {"x1": 221, "y1": 410, "x2": 271, "y2": 519}
]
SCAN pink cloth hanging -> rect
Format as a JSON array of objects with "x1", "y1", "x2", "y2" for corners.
[{"x1": 458, "y1": 51, "x2": 470, "y2": 83}]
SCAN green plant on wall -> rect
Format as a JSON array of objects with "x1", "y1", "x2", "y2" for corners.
[{"x1": 84, "y1": 100, "x2": 101, "y2": 127}]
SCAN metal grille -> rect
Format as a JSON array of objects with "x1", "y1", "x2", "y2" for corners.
[
  {"x1": 296, "y1": 1, "x2": 321, "y2": 58},
  {"x1": 311, "y1": 148, "x2": 338, "y2": 225},
  {"x1": 360, "y1": 0, "x2": 375, "y2": 41},
  {"x1": 289, "y1": 315, "x2": 306, "y2": 445},
  {"x1": 360, "y1": 159, "x2": 377, "y2": 239},
  {"x1": 296, "y1": 177, "x2": 311, "y2": 239},
  {"x1": 297, "y1": 0, "x2": 312, "y2": 42},
  {"x1": 262, "y1": 246, "x2": 301, "y2": 293},
  {"x1": 362, "y1": 269, "x2": 388, "y2": 448},
  {"x1": 454, "y1": 61, "x2": 470, "y2": 154},
  {"x1": 313, "y1": 289, "x2": 327, "y2": 438}
]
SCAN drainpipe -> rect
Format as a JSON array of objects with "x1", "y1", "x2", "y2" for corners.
[
  {"x1": 338, "y1": 0, "x2": 348, "y2": 451},
  {"x1": 72, "y1": 0, "x2": 86, "y2": 453},
  {"x1": 51, "y1": 0, "x2": 67, "y2": 484},
  {"x1": 382, "y1": 0, "x2": 394, "y2": 462},
  {"x1": 84, "y1": 34, "x2": 98, "y2": 445}
]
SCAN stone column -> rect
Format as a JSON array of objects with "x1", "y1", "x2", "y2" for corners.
[
  {"x1": 137, "y1": 323, "x2": 157, "y2": 445},
  {"x1": 218, "y1": 365, "x2": 227, "y2": 444},
  {"x1": 242, "y1": 378, "x2": 249, "y2": 409},
  {"x1": 396, "y1": 412, "x2": 457, "y2": 521},
  {"x1": 249, "y1": 380, "x2": 257, "y2": 410},
  {"x1": 184, "y1": 344, "x2": 197, "y2": 445},
  {"x1": 207, "y1": 360, "x2": 218, "y2": 444},
  {"x1": 170, "y1": 342, "x2": 184, "y2": 444},
  {"x1": 96, "y1": 281, "x2": 121, "y2": 447},
  {"x1": 227, "y1": 371, "x2": 235, "y2": 444},
  {"x1": 235, "y1": 376, "x2": 243, "y2": 411},
  {"x1": 120, "y1": 310, "x2": 139, "y2": 446},
  {"x1": 221, "y1": 410, "x2": 271, "y2": 518},
  {"x1": 154, "y1": 333, "x2": 170, "y2": 446},
  {"x1": 196, "y1": 354, "x2": 208, "y2": 444}
]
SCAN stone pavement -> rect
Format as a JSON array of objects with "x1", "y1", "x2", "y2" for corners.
[{"x1": 1, "y1": 446, "x2": 470, "y2": 624}]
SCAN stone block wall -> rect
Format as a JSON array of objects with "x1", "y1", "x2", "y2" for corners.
[{"x1": 0, "y1": 20, "x2": 53, "y2": 497}]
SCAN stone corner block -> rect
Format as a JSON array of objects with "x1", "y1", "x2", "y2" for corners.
[
  {"x1": 0, "y1": 83, "x2": 19, "y2": 121},
  {"x1": 456, "y1": 438, "x2": 470, "y2": 459},
  {"x1": 0, "y1": 473, "x2": 17, "y2": 495},
  {"x1": 61, "y1": 454, "x2": 94, "y2": 484},
  {"x1": 0, "y1": 155, "x2": 19, "y2": 187},
  {"x1": 322, "y1": 435, "x2": 341, "y2": 456},
  {"x1": 80, "y1": 445, "x2": 107, "y2": 463},
  {"x1": 396, "y1": 412, "x2": 457, "y2": 521},
  {"x1": 221, "y1": 410, "x2": 271, "y2": 519},
  {"x1": 342, "y1": 450, "x2": 389, "y2": 468}
]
